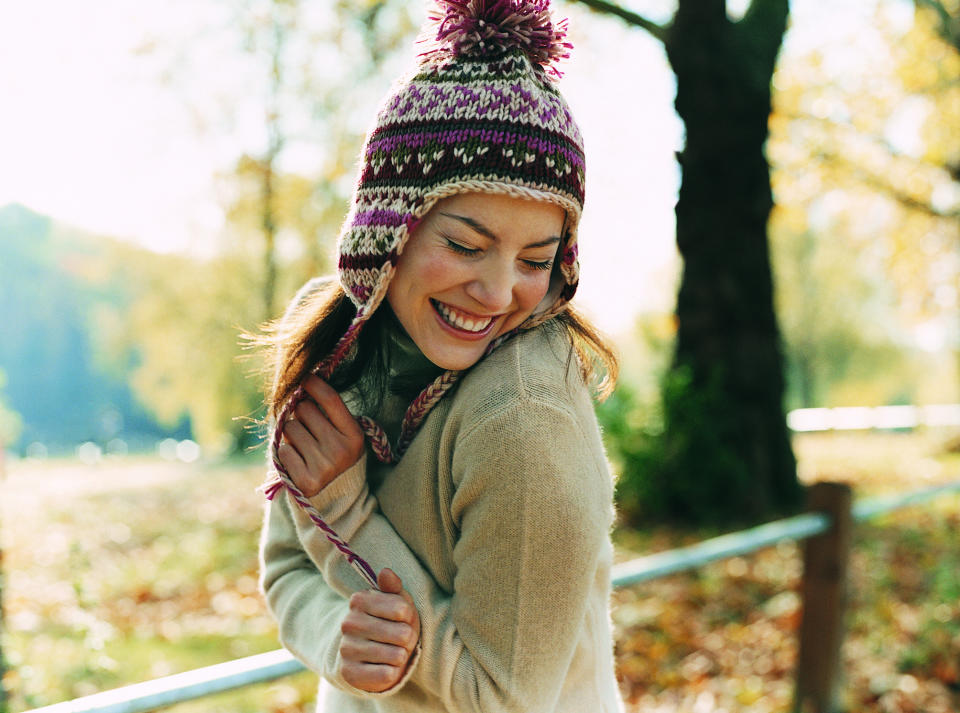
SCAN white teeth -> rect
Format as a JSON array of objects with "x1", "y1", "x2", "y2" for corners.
[{"x1": 434, "y1": 301, "x2": 492, "y2": 333}]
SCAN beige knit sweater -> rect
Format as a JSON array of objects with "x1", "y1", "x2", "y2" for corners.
[{"x1": 259, "y1": 314, "x2": 624, "y2": 712}]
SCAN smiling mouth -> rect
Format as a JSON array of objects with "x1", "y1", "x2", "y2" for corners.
[{"x1": 431, "y1": 300, "x2": 496, "y2": 334}]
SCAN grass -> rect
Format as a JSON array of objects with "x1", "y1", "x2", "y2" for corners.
[{"x1": 2, "y1": 430, "x2": 958, "y2": 712}]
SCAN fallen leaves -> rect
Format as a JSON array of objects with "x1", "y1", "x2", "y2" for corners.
[{"x1": 612, "y1": 431, "x2": 960, "y2": 713}]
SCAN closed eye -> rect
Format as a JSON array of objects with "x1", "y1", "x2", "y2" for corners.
[
  {"x1": 523, "y1": 259, "x2": 553, "y2": 271},
  {"x1": 443, "y1": 237, "x2": 480, "y2": 256}
]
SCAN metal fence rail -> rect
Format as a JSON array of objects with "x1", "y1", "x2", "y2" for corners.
[
  {"x1": 22, "y1": 480, "x2": 960, "y2": 713},
  {"x1": 787, "y1": 404, "x2": 960, "y2": 432},
  {"x1": 23, "y1": 650, "x2": 305, "y2": 713}
]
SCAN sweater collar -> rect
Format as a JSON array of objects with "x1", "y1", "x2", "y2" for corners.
[{"x1": 381, "y1": 309, "x2": 444, "y2": 394}]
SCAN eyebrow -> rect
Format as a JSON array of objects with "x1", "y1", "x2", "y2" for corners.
[{"x1": 439, "y1": 212, "x2": 562, "y2": 249}]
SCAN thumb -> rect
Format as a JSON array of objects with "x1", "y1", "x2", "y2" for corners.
[{"x1": 377, "y1": 567, "x2": 403, "y2": 594}]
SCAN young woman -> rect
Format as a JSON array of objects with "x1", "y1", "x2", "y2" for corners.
[{"x1": 259, "y1": 2, "x2": 624, "y2": 711}]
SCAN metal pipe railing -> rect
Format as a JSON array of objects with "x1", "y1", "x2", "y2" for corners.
[
  {"x1": 22, "y1": 480, "x2": 960, "y2": 713},
  {"x1": 22, "y1": 650, "x2": 305, "y2": 713}
]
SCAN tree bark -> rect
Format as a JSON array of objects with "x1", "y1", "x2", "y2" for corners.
[{"x1": 654, "y1": 0, "x2": 802, "y2": 522}]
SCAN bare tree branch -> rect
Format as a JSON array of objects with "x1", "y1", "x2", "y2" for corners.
[{"x1": 569, "y1": 0, "x2": 669, "y2": 43}]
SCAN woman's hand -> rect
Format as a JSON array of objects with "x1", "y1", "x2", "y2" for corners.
[
  {"x1": 340, "y1": 568, "x2": 421, "y2": 693},
  {"x1": 278, "y1": 375, "x2": 365, "y2": 497}
]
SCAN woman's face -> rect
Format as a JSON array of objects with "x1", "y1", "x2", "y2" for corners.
[{"x1": 387, "y1": 192, "x2": 566, "y2": 371}]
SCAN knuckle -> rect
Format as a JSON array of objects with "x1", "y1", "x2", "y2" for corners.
[
  {"x1": 405, "y1": 627, "x2": 419, "y2": 650},
  {"x1": 375, "y1": 666, "x2": 398, "y2": 689},
  {"x1": 388, "y1": 645, "x2": 408, "y2": 667},
  {"x1": 340, "y1": 662, "x2": 358, "y2": 686},
  {"x1": 340, "y1": 614, "x2": 360, "y2": 636},
  {"x1": 291, "y1": 470, "x2": 317, "y2": 495},
  {"x1": 348, "y1": 435, "x2": 365, "y2": 459}
]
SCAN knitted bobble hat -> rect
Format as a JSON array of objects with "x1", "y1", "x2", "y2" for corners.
[
  {"x1": 266, "y1": 0, "x2": 585, "y2": 588},
  {"x1": 336, "y1": 0, "x2": 584, "y2": 446}
]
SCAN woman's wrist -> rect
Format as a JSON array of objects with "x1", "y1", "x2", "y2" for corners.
[{"x1": 306, "y1": 451, "x2": 367, "y2": 509}]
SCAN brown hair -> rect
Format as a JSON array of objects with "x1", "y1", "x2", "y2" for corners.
[{"x1": 261, "y1": 280, "x2": 619, "y2": 422}]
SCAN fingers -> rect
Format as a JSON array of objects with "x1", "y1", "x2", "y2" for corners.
[
  {"x1": 378, "y1": 569, "x2": 419, "y2": 621},
  {"x1": 301, "y1": 375, "x2": 363, "y2": 439},
  {"x1": 350, "y1": 587, "x2": 417, "y2": 627},
  {"x1": 339, "y1": 607, "x2": 418, "y2": 693},
  {"x1": 340, "y1": 660, "x2": 405, "y2": 694},
  {"x1": 377, "y1": 567, "x2": 403, "y2": 595},
  {"x1": 277, "y1": 419, "x2": 332, "y2": 497},
  {"x1": 340, "y1": 633, "x2": 411, "y2": 668},
  {"x1": 339, "y1": 575, "x2": 421, "y2": 693},
  {"x1": 277, "y1": 376, "x2": 365, "y2": 495}
]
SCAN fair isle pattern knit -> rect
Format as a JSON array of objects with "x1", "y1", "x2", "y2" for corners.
[
  {"x1": 266, "y1": 1, "x2": 585, "y2": 589},
  {"x1": 339, "y1": 46, "x2": 585, "y2": 315}
]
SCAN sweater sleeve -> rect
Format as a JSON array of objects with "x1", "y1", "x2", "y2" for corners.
[
  {"x1": 273, "y1": 395, "x2": 609, "y2": 712},
  {"x1": 259, "y1": 454, "x2": 421, "y2": 698}
]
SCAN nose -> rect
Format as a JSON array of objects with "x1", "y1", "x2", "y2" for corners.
[{"x1": 465, "y1": 257, "x2": 516, "y2": 313}]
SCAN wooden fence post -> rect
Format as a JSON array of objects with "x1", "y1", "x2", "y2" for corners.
[{"x1": 793, "y1": 481, "x2": 853, "y2": 713}]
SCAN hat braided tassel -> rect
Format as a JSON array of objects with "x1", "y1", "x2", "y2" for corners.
[{"x1": 263, "y1": 317, "x2": 383, "y2": 590}]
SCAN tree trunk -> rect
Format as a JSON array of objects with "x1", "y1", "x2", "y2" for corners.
[{"x1": 654, "y1": 0, "x2": 802, "y2": 523}]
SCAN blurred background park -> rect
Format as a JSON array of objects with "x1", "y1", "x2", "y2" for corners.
[{"x1": 0, "y1": 0, "x2": 957, "y2": 711}]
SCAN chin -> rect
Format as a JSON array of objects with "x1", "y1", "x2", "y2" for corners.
[{"x1": 423, "y1": 345, "x2": 487, "y2": 371}]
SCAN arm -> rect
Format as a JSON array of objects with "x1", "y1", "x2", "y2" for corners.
[
  {"x1": 286, "y1": 394, "x2": 610, "y2": 712},
  {"x1": 259, "y1": 459, "x2": 422, "y2": 698}
]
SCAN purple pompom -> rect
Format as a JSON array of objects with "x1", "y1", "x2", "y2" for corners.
[{"x1": 418, "y1": 0, "x2": 572, "y2": 78}]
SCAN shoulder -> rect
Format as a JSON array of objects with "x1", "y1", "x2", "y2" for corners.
[
  {"x1": 445, "y1": 322, "x2": 614, "y2": 523},
  {"x1": 450, "y1": 320, "x2": 592, "y2": 435}
]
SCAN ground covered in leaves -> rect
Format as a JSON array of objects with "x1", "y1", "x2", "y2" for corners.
[
  {"x1": 1, "y1": 430, "x2": 958, "y2": 712},
  {"x1": 612, "y1": 431, "x2": 960, "y2": 713}
]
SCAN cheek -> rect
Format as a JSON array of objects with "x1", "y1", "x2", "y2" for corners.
[
  {"x1": 517, "y1": 272, "x2": 552, "y2": 311},
  {"x1": 392, "y1": 250, "x2": 459, "y2": 305},
  {"x1": 416, "y1": 254, "x2": 459, "y2": 288}
]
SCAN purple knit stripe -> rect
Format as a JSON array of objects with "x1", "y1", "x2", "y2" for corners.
[
  {"x1": 367, "y1": 126, "x2": 584, "y2": 167},
  {"x1": 350, "y1": 285, "x2": 371, "y2": 302},
  {"x1": 339, "y1": 249, "x2": 400, "y2": 271},
  {"x1": 351, "y1": 209, "x2": 407, "y2": 228}
]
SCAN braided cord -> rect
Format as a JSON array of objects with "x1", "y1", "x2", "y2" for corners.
[
  {"x1": 395, "y1": 369, "x2": 462, "y2": 457},
  {"x1": 264, "y1": 310, "x2": 381, "y2": 591}
]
